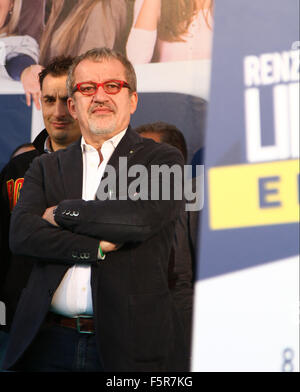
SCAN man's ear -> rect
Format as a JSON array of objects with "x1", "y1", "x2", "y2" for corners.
[
  {"x1": 67, "y1": 97, "x2": 77, "y2": 120},
  {"x1": 130, "y1": 92, "x2": 138, "y2": 115}
]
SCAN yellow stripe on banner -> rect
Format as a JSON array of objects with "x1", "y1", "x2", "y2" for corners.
[{"x1": 208, "y1": 159, "x2": 299, "y2": 230}]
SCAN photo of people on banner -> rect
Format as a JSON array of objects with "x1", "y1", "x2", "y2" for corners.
[
  {"x1": 127, "y1": 0, "x2": 213, "y2": 64},
  {"x1": 0, "y1": 0, "x2": 213, "y2": 171},
  {"x1": 1, "y1": 0, "x2": 213, "y2": 104},
  {"x1": 0, "y1": 0, "x2": 39, "y2": 81}
]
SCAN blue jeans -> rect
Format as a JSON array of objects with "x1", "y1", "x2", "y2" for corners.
[{"x1": 15, "y1": 323, "x2": 104, "y2": 372}]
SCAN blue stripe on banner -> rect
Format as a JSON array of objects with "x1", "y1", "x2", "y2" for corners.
[
  {"x1": 196, "y1": 206, "x2": 299, "y2": 281},
  {"x1": 131, "y1": 92, "x2": 207, "y2": 165},
  {"x1": 195, "y1": 0, "x2": 299, "y2": 282},
  {"x1": 0, "y1": 94, "x2": 32, "y2": 170}
]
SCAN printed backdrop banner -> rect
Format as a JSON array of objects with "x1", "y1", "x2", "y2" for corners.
[
  {"x1": 0, "y1": 1, "x2": 213, "y2": 170},
  {"x1": 191, "y1": 0, "x2": 299, "y2": 372},
  {"x1": 0, "y1": 80, "x2": 44, "y2": 170}
]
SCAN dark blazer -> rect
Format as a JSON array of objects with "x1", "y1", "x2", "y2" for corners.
[
  {"x1": 0, "y1": 129, "x2": 48, "y2": 328},
  {"x1": 3, "y1": 127, "x2": 188, "y2": 372}
]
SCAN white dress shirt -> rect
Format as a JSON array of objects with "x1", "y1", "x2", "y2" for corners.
[{"x1": 50, "y1": 129, "x2": 127, "y2": 317}]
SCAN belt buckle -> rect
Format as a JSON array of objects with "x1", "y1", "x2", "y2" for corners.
[{"x1": 76, "y1": 315, "x2": 94, "y2": 334}]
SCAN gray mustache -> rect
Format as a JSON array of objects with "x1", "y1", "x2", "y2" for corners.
[{"x1": 89, "y1": 104, "x2": 115, "y2": 114}]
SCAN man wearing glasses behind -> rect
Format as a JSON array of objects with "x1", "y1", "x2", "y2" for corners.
[{"x1": 2, "y1": 48, "x2": 189, "y2": 372}]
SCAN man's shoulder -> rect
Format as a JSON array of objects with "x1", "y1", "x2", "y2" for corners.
[
  {"x1": 0, "y1": 149, "x2": 41, "y2": 181},
  {"x1": 38, "y1": 139, "x2": 81, "y2": 162}
]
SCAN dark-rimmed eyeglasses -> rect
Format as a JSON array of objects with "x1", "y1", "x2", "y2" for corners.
[{"x1": 72, "y1": 80, "x2": 131, "y2": 96}]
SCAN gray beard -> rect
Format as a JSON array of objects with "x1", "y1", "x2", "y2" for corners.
[{"x1": 88, "y1": 119, "x2": 116, "y2": 136}]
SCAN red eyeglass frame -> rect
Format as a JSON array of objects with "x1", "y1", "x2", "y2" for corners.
[{"x1": 72, "y1": 80, "x2": 131, "y2": 96}]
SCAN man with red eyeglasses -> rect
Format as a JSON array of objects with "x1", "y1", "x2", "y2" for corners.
[{"x1": 3, "y1": 48, "x2": 189, "y2": 372}]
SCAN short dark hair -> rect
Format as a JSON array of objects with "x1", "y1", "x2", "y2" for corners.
[
  {"x1": 67, "y1": 47, "x2": 137, "y2": 97},
  {"x1": 39, "y1": 56, "x2": 74, "y2": 90},
  {"x1": 135, "y1": 122, "x2": 188, "y2": 163}
]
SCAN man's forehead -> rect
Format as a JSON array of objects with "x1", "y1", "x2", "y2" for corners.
[
  {"x1": 42, "y1": 74, "x2": 68, "y2": 96},
  {"x1": 74, "y1": 58, "x2": 125, "y2": 81}
]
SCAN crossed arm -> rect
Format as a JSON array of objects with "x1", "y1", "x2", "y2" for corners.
[
  {"x1": 10, "y1": 148, "x2": 184, "y2": 264},
  {"x1": 42, "y1": 206, "x2": 119, "y2": 254},
  {"x1": 9, "y1": 158, "x2": 116, "y2": 264}
]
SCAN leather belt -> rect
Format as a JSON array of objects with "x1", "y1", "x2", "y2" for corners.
[{"x1": 46, "y1": 312, "x2": 95, "y2": 334}]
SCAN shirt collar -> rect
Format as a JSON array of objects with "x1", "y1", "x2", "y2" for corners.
[
  {"x1": 81, "y1": 128, "x2": 127, "y2": 153},
  {"x1": 44, "y1": 136, "x2": 54, "y2": 154}
]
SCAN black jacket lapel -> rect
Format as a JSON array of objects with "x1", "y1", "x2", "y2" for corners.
[
  {"x1": 106, "y1": 126, "x2": 144, "y2": 176},
  {"x1": 57, "y1": 139, "x2": 83, "y2": 199},
  {"x1": 57, "y1": 127, "x2": 144, "y2": 201}
]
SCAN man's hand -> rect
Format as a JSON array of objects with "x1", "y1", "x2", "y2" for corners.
[
  {"x1": 42, "y1": 206, "x2": 58, "y2": 226},
  {"x1": 98, "y1": 240, "x2": 122, "y2": 260},
  {"x1": 100, "y1": 240, "x2": 122, "y2": 253}
]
